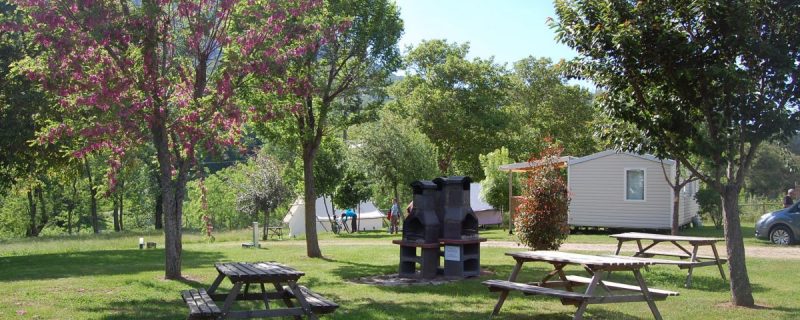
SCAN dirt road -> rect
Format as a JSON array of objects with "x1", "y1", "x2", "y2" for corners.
[{"x1": 316, "y1": 239, "x2": 800, "y2": 259}]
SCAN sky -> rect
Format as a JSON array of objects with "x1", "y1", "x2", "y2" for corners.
[{"x1": 394, "y1": 0, "x2": 578, "y2": 68}]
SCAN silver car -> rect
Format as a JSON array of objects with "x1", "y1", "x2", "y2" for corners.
[{"x1": 755, "y1": 202, "x2": 800, "y2": 245}]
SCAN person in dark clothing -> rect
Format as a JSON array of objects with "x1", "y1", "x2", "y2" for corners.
[{"x1": 783, "y1": 189, "x2": 795, "y2": 208}]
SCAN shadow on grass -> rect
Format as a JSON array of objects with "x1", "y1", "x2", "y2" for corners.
[
  {"x1": 81, "y1": 297, "x2": 186, "y2": 320},
  {"x1": 330, "y1": 294, "x2": 645, "y2": 320},
  {"x1": 0, "y1": 249, "x2": 224, "y2": 282}
]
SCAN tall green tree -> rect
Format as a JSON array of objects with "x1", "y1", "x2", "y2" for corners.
[
  {"x1": 349, "y1": 109, "x2": 438, "y2": 204},
  {"x1": 553, "y1": 0, "x2": 800, "y2": 306},
  {"x1": 253, "y1": 0, "x2": 403, "y2": 257},
  {"x1": 505, "y1": 56, "x2": 598, "y2": 157},
  {"x1": 389, "y1": 40, "x2": 509, "y2": 178}
]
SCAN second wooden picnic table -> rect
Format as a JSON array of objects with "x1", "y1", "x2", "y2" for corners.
[
  {"x1": 181, "y1": 261, "x2": 338, "y2": 319},
  {"x1": 609, "y1": 232, "x2": 727, "y2": 287},
  {"x1": 484, "y1": 251, "x2": 678, "y2": 320}
]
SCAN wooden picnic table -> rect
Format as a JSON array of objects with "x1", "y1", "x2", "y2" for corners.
[
  {"x1": 181, "y1": 262, "x2": 337, "y2": 319},
  {"x1": 484, "y1": 251, "x2": 677, "y2": 320},
  {"x1": 609, "y1": 232, "x2": 727, "y2": 287},
  {"x1": 267, "y1": 227, "x2": 283, "y2": 240}
]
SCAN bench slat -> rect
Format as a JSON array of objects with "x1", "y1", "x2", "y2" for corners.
[
  {"x1": 604, "y1": 255, "x2": 697, "y2": 266},
  {"x1": 564, "y1": 275, "x2": 680, "y2": 297},
  {"x1": 181, "y1": 289, "x2": 222, "y2": 319},
  {"x1": 636, "y1": 251, "x2": 727, "y2": 262},
  {"x1": 483, "y1": 280, "x2": 590, "y2": 301},
  {"x1": 283, "y1": 285, "x2": 339, "y2": 314}
]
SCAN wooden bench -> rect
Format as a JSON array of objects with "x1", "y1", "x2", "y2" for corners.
[
  {"x1": 635, "y1": 251, "x2": 728, "y2": 263},
  {"x1": 563, "y1": 275, "x2": 679, "y2": 299},
  {"x1": 483, "y1": 280, "x2": 590, "y2": 305},
  {"x1": 282, "y1": 285, "x2": 339, "y2": 314},
  {"x1": 181, "y1": 289, "x2": 222, "y2": 320}
]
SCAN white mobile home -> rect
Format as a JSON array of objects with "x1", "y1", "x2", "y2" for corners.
[
  {"x1": 500, "y1": 150, "x2": 698, "y2": 230},
  {"x1": 567, "y1": 150, "x2": 698, "y2": 229}
]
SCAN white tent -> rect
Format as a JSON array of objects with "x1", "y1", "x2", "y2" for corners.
[
  {"x1": 282, "y1": 196, "x2": 387, "y2": 237},
  {"x1": 470, "y1": 183, "x2": 502, "y2": 226}
]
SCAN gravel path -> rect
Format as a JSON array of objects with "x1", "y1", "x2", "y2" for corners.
[
  {"x1": 483, "y1": 241, "x2": 800, "y2": 260},
  {"x1": 316, "y1": 239, "x2": 800, "y2": 259}
]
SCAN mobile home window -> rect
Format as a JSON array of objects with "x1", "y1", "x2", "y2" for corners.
[{"x1": 626, "y1": 169, "x2": 645, "y2": 201}]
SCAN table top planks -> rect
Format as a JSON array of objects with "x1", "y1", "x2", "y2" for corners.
[
  {"x1": 506, "y1": 251, "x2": 658, "y2": 267},
  {"x1": 609, "y1": 232, "x2": 723, "y2": 243},
  {"x1": 215, "y1": 262, "x2": 305, "y2": 283}
]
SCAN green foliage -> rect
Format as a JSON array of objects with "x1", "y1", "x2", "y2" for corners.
[
  {"x1": 348, "y1": 109, "x2": 438, "y2": 206},
  {"x1": 695, "y1": 187, "x2": 722, "y2": 229},
  {"x1": 745, "y1": 143, "x2": 800, "y2": 198},
  {"x1": 478, "y1": 147, "x2": 518, "y2": 211},
  {"x1": 332, "y1": 169, "x2": 372, "y2": 210},
  {"x1": 0, "y1": 188, "x2": 29, "y2": 238},
  {"x1": 552, "y1": 0, "x2": 800, "y2": 186},
  {"x1": 515, "y1": 144, "x2": 570, "y2": 250},
  {"x1": 312, "y1": 138, "x2": 347, "y2": 197},
  {"x1": 504, "y1": 57, "x2": 599, "y2": 158},
  {"x1": 389, "y1": 39, "x2": 510, "y2": 178},
  {"x1": 185, "y1": 165, "x2": 247, "y2": 231}
]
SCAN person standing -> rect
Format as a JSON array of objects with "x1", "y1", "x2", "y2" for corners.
[
  {"x1": 390, "y1": 198, "x2": 400, "y2": 234},
  {"x1": 784, "y1": 189, "x2": 796, "y2": 208},
  {"x1": 345, "y1": 208, "x2": 357, "y2": 233}
]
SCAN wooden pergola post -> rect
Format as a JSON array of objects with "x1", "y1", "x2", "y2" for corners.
[{"x1": 508, "y1": 171, "x2": 513, "y2": 234}]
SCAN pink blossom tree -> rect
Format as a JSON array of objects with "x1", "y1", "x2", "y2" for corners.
[{"x1": 11, "y1": 0, "x2": 324, "y2": 279}]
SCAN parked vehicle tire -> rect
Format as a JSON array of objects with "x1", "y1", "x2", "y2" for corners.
[{"x1": 769, "y1": 225, "x2": 795, "y2": 245}]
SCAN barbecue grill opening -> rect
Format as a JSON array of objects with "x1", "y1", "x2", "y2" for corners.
[
  {"x1": 403, "y1": 215, "x2": 424, "y2": 242},
  {"x1": 462, "y1": 213, "x2": 479, "y2": 239}
]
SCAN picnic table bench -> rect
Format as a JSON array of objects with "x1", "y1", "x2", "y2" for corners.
[
  {"x1": 267, "y1": 227, "x2": 283, "y2": 240},
  {"x1": 610, "y1": 232, "x2": 727, "y2": 287},
  {"x1": 181, "y1": 262, "x2": 338, "y2": 319},
  {"x1": 484, "y1": 251, "x2": 677, "y2": 320}
]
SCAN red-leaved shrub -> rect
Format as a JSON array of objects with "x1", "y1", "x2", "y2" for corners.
[{"x1": 515, "y1": 143, "x2": 571, "y2": 250}]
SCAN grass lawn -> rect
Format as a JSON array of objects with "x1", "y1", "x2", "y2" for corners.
[{"x1": 0, "y1": 228, "x2": 796, "y2": 320}]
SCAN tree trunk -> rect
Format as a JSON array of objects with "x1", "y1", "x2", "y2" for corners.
[
  {"x1": 119, "y1": 179, "x2": 124, "y2": 231},
  {"x1": 84, "y1": 159, "x2": 100, "y2": 234},
  {"x1": 155, "y1": 190, "x2": 163, "y2": 229},
  {"x1": 26, "y1": 189, "x2": 37, "y2": 237},
  {"x1": 671, "y1": 163, "x2": 682, "y2": 235},
  {"x1": 262, "y1": 208, "x2": 270, "y2": 241},
  {"x1": 36, "y1": 187, "x2": 48, "y2": 233},
  {"x1": 671, "y1": 186, "x2": 681, "y2": 235},
  {"x1": 113, "y1": 198, "x2": 120, "y2": 232},
  {"x1": 68, "y1": 180, "x2": 77, "y2": 235},
  {"x1": 721, "y1": 184, "x2": 755, "y2": 306},
  {"x1": 152, "y1": 118, "x2": 183, "y2": 279},
  {"x1": 303, "y1": 146, "x2": 322, "y2": 258}
]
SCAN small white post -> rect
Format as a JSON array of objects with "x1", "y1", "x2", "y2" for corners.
[{"x1": 139, "y1": 237, "x2": 144, "y2": 250}]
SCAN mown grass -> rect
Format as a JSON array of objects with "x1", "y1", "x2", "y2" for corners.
[{"x1": 0, "y1": 228, "x2": 795, "y2": 319}]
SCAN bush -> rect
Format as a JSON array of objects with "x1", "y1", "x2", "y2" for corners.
[
  {"x1": 694, "y1": 187, "x2": 722, "y2": 229},
  {"x1": 515, "y1": 143, "x2": 570, "y2": 250}
]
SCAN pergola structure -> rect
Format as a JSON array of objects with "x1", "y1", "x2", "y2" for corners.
[{"x1": 498, "y1": 156, "x2": 572, "y2": 231}]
